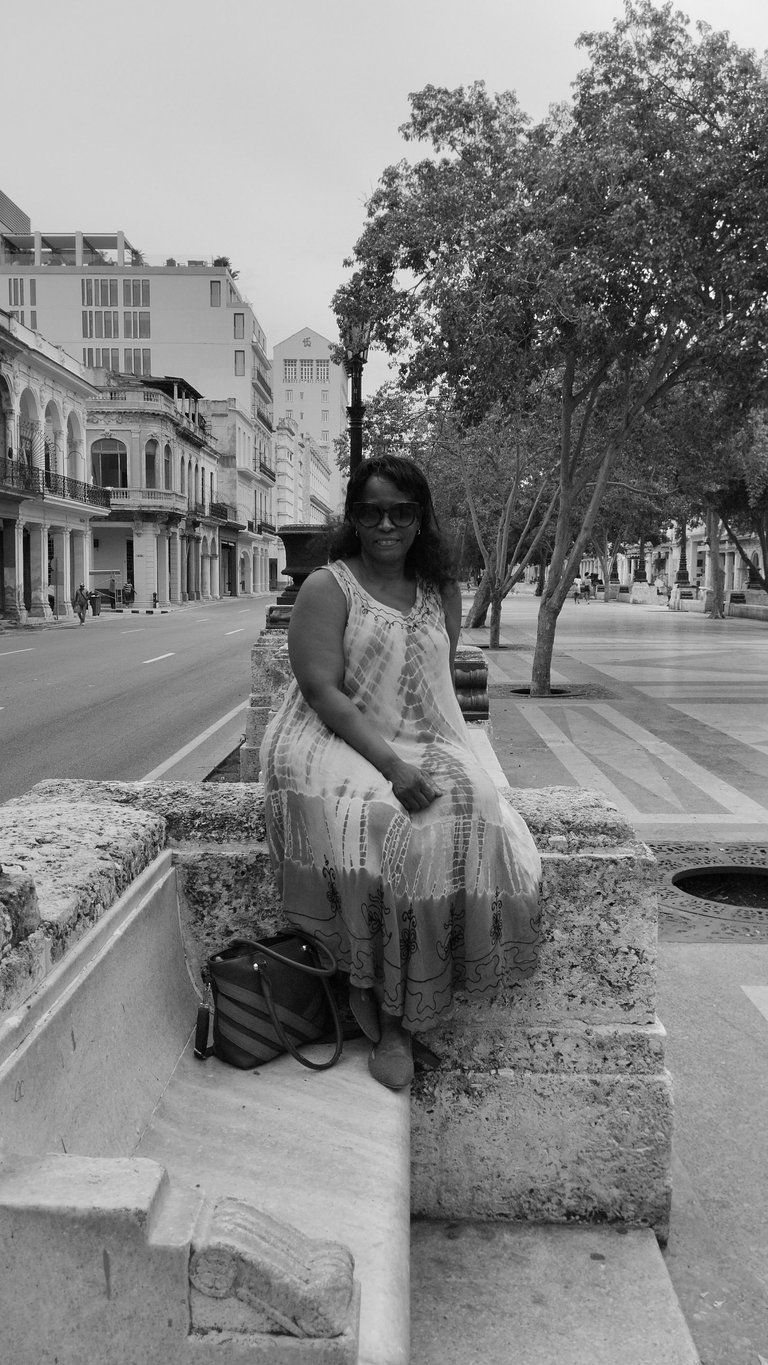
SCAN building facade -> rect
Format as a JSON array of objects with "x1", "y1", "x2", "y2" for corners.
[
  {"x1": 0, "y1": 206, "x2": 280, "y2": 597},
  {"x1": 85, "y1": 373, "x2": 233, "y2": 610},
  {"x1": 0, "y1": 309, "x2": 108, "y2": 622},
  {"x1": 202, "y1": 397, "x2": 277, "y2": 594},
  {"x1": 272, "y1": 327, "x2": 347, "y2": 518}
]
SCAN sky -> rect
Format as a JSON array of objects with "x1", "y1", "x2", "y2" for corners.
[{"x1": 4, "y1": 0, "x2": 768, "y2": 394}]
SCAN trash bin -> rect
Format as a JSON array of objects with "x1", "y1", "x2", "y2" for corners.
[{"x1": 88, "y1": 592, "x2": 101, "y2": 617}]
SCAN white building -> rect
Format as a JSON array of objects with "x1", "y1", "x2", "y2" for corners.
[
  {"x1": 86, "y1": 372, "x2": 229, "y2": 610},
  {"x1": 272, "y1": 327, "x2": 347, "y2": 518},
  {"x1": 0, "y1": 309, "x2": 107, "y2": 622},
  {"x1": 0, "y1": 199, "x2": 279, "y2": 591},
  {"x1": 202, "y1": 397, "x2": 276, "y2": 593}
]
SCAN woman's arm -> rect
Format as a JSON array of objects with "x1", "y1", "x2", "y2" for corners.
[{"x1": 288, "y1": 570, "x2": 441, "y2": 812}]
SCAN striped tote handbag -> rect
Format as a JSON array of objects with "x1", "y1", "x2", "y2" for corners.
[{"x1": 198, "y1": 932, "x2": 343, "y2": 1071}]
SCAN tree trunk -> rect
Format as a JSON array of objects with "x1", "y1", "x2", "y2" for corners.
[
  {"x1": 705, "y1": 507, "x2": 725, "y2": 619},
  {"x1": 463, "y1": 572, "x2": 491, "y2": 627},
  {"x1": 489, "y1": 588, "x2": 503, "y2": 648},
  {"x1": 530, "y1": 595, "x2": 559, "y2": 696}
]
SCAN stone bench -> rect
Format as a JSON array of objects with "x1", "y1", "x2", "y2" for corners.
[
  {"x1": 0, "y1": 743, "x2": 672, "y2": 1361},
  {"x1": 0, "y1": 797, "x2": 407, "y2": 1365}
]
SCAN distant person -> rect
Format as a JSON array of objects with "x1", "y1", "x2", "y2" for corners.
[
  {"x1": 573, "y1": 574, "x2": 583, "y2": 603},
  {"x1": 581, "y1": 578, "x2": 591, "y2": 602},
  {"x1": 73, "y1": 584, "x2": 88, "y2": 624}
]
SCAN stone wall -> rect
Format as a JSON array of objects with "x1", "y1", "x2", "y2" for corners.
[{"x1": 0, "y1": 774, "x2": 672, "y2": 1238}]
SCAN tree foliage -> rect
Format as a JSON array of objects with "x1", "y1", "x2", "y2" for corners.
[{"x1": 334, "y1": 1, "x2": 768, "y2": 692}]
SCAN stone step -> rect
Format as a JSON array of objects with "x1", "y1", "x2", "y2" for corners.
[{"x1": 411, "y1": 1221, "x2": 700, "y2": 1365}]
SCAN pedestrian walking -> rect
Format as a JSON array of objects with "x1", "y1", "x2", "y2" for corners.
[
  {"x1": 573, "y1": 574, "x2": 583, "y2": 603},
  {"x1": 73, "y1": 583, "x2": 88, "y2": 624}
]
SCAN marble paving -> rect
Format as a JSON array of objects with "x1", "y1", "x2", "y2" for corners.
[{"x1": 471, "y1": 594, "x2": 768, "y2": 847}]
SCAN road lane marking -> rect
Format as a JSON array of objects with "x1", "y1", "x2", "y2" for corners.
[
  {"x1": 0, "y1": 648, "x2": 34, "y2": 657},
  {"x1": 142, "y1": 652, "x2": 175, "y2": 664},
  {"x1": 742, "y1": 986, "x2": 768, "y2": 1025},
  {"x1": 140, "y1": 700, "x2": 249, "y2": 780},
  {"x1": 121, "y1": 629, "x2": 144, "y2": 635},
  {"x1": 225, "y1": 628, "x2": 245, "y2": 635}
]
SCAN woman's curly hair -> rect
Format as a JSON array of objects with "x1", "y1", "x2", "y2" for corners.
[{"x1": 327, "y1": 455, "x2": 456, "y2": 589}]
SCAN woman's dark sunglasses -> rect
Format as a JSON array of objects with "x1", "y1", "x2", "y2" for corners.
[{"x1": 351, "y1": 501, "x2": 421, "y2": 529}]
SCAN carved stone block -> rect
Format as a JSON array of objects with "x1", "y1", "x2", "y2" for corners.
[{"x1": 189, "y1": 1197, "x2": 355, "y2": 1339}]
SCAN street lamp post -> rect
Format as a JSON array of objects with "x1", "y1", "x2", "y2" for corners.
[{"x1": 341, "y1": 320, "x2": 372, "y2": 477}]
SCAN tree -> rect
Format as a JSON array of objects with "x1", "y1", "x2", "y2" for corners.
[{"x1": 334, "y1": 2, "x2": 768, "y2": 693}]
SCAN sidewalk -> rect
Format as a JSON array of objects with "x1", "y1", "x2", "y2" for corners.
[{"x1": 410, "y1": 590, "x2": 768, "y2": 1365}]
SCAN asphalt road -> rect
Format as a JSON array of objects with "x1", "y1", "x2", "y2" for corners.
[{"x1": 0, "y1": 595, "x2": 274, "y2": 803}]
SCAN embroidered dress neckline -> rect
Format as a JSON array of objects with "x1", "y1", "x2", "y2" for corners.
[{"x1": 338, "y1": 560, "x2": 420, "y2": 620}]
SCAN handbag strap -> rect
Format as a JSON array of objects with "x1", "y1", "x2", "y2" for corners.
[
  {"x1": 222, "y1": 932, "x2": 337, "y2": 979},
  {"x1": 258, "y1": 960, "x2": 344, "y2": 1071}
]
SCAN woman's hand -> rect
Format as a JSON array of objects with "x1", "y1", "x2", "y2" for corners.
[{"x1": 386, "y1": 758, "x2": 443, "y2": 814}]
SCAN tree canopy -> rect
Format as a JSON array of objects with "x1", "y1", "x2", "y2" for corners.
[{"x1": 334, "y1": 1, "x2": 768, "y2": 691}]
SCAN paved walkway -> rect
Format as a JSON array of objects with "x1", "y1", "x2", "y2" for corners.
[{"x1": 412, "y1": 591, "x2": 768, "y2": 1365}]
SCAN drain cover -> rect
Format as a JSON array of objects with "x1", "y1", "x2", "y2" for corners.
[{"x1": 672, "y1": 866, "x2": 768, "y2": 911}]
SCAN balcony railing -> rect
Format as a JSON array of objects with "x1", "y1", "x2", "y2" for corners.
[
  {"x1": 209, "y1": 501, "x2": 231, "y2": 521},
  {"x1": 0, "y1": 457, "x2": 110, "y2": 507},
  {"x1": 106, "y1": 487, "x2": 188, "y2": 514},
  {"x1": 259, "y1": 458, "x2": 276, "y2": 481},
  {"x1": 257, "y1": 520, "x2": 276, "y2": 536}
]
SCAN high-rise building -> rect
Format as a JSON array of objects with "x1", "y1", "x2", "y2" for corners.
[{"x1": 272, "y1": 327, "x2": 348, "y2": 517}]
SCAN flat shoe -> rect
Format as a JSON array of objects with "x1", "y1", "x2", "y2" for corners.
[
  {"x1": 348, "y1": 986, "x2": 381, "y2": 1043},
  {"x1": 368, "y1": 1035, "x2": 414, "y2": 1090}
]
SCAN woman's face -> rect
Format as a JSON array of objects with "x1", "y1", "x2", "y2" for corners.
[{"x1": 350, "y1": 474, "x2": 422, "y2": 567}]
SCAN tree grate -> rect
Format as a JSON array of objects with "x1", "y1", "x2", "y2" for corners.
[{"x1": 650, "y1": 843, "x2": 768, "y2": 943}]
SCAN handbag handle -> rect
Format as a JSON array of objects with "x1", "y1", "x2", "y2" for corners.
[
  {"x1": 258, "y1": 963, "x2": 344, "y2": 1071},
  {"x1": 223, "y1": 933, "x2": 337, "y2": 979}
]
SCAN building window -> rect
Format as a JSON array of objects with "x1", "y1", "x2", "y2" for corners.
[
  {"x1": 321, "y1": 410, "x2": 329, "y2": 422},
  {"x1": 283, "y1": 359, "x2": 297, "y2": 383},
  {"x1": 210, "y1": 280, "x2": 221, "y2": 307},
  {"x1": 234, "y1": 313, "x2": 244, "y2": 339},
  {"x1": 145, "y1": 438, "x2": 158, "y2": 489},
  {"x1": 286, "y1": 410, "x2": 293, "y2": 420},
  {"x1": 92, "y1": 279, "x2": 118, "y2": 307},
  {"x1": 321, "y1": 431, "x2": 329, "y2": 443},
  {"x1": 123, "y1": 348, "x2": 151, "y2": 374},
  {"x1": 316, "y1": 360, "x2": 329, "y2": 382},
  {"x1": 123, "y1": 280, "x2": 150, "y2": 306},
  {"x1": 300, "y1": 360, "x2": 313, "y2": 382},
  {"x1": 91, "y1": 437, "x2": 128, "y2": 488},
  {"x1": 8, "y1": 278, "x2": 23, "y2": 307},
  {"x1": 235, "y1": 350, "x2": 245, "y2": 376},
  {"x1": 285, "y1": 389, "x2": 293, "y2": 402},
  {"x1": 321, "y1": 390, "x2": 329, "y2": 401},
  {"x1": 124, "y1": 311, "x2": 151, "y2": 339},
  {"x1": 30, "y1": 311, "x2": 37, "y2": 330},
  {"x1": 82, "y1": 311, "x2": 93, "y2": 338}
]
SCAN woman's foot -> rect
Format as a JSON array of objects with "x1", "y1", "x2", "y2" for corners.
[
  {"x1": 348, "y1": 985, "x2": 380, "y2": 1043},
  {"x1": 368, "y1": 1019, "x2": 413, "y2": 1090}
]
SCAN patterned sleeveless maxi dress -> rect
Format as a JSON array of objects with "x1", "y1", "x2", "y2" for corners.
[{"x1": 260, "y1": 560, "x2": 541, "y2": 1032}]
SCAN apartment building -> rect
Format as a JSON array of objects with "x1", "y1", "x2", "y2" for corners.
[
  {"x1": 0, "y1": 309, "x2": 107, "y2": 621},
  {"x1": 86, "y1": 372, "x2": 230, "y2": 609},
  {"x1": 0, "y1": 194, "x2": 279, "y2": 595},
  {"x1": 272, "y1": 327, "x2": 348, "y2": 518}
]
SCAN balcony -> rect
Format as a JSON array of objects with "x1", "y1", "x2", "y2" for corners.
[
  {"x1": 259, "y1": 458, "x2": 276, "y2": 482},
  {"x1": 254, "y1": 404, "x2": 273, "y2": 432},
  {"x1": 257, "y1": 520, "x2": 276, "y2": 536},
  {"x1": 209, "y1": 501, "x2": 231, "y2": 520},
  {"x1": 106, "y1": 488, "x2": 188, "y2": 515},
  {"x1": 0, "y1": 457, "x2": 110, "y2": 508}
]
